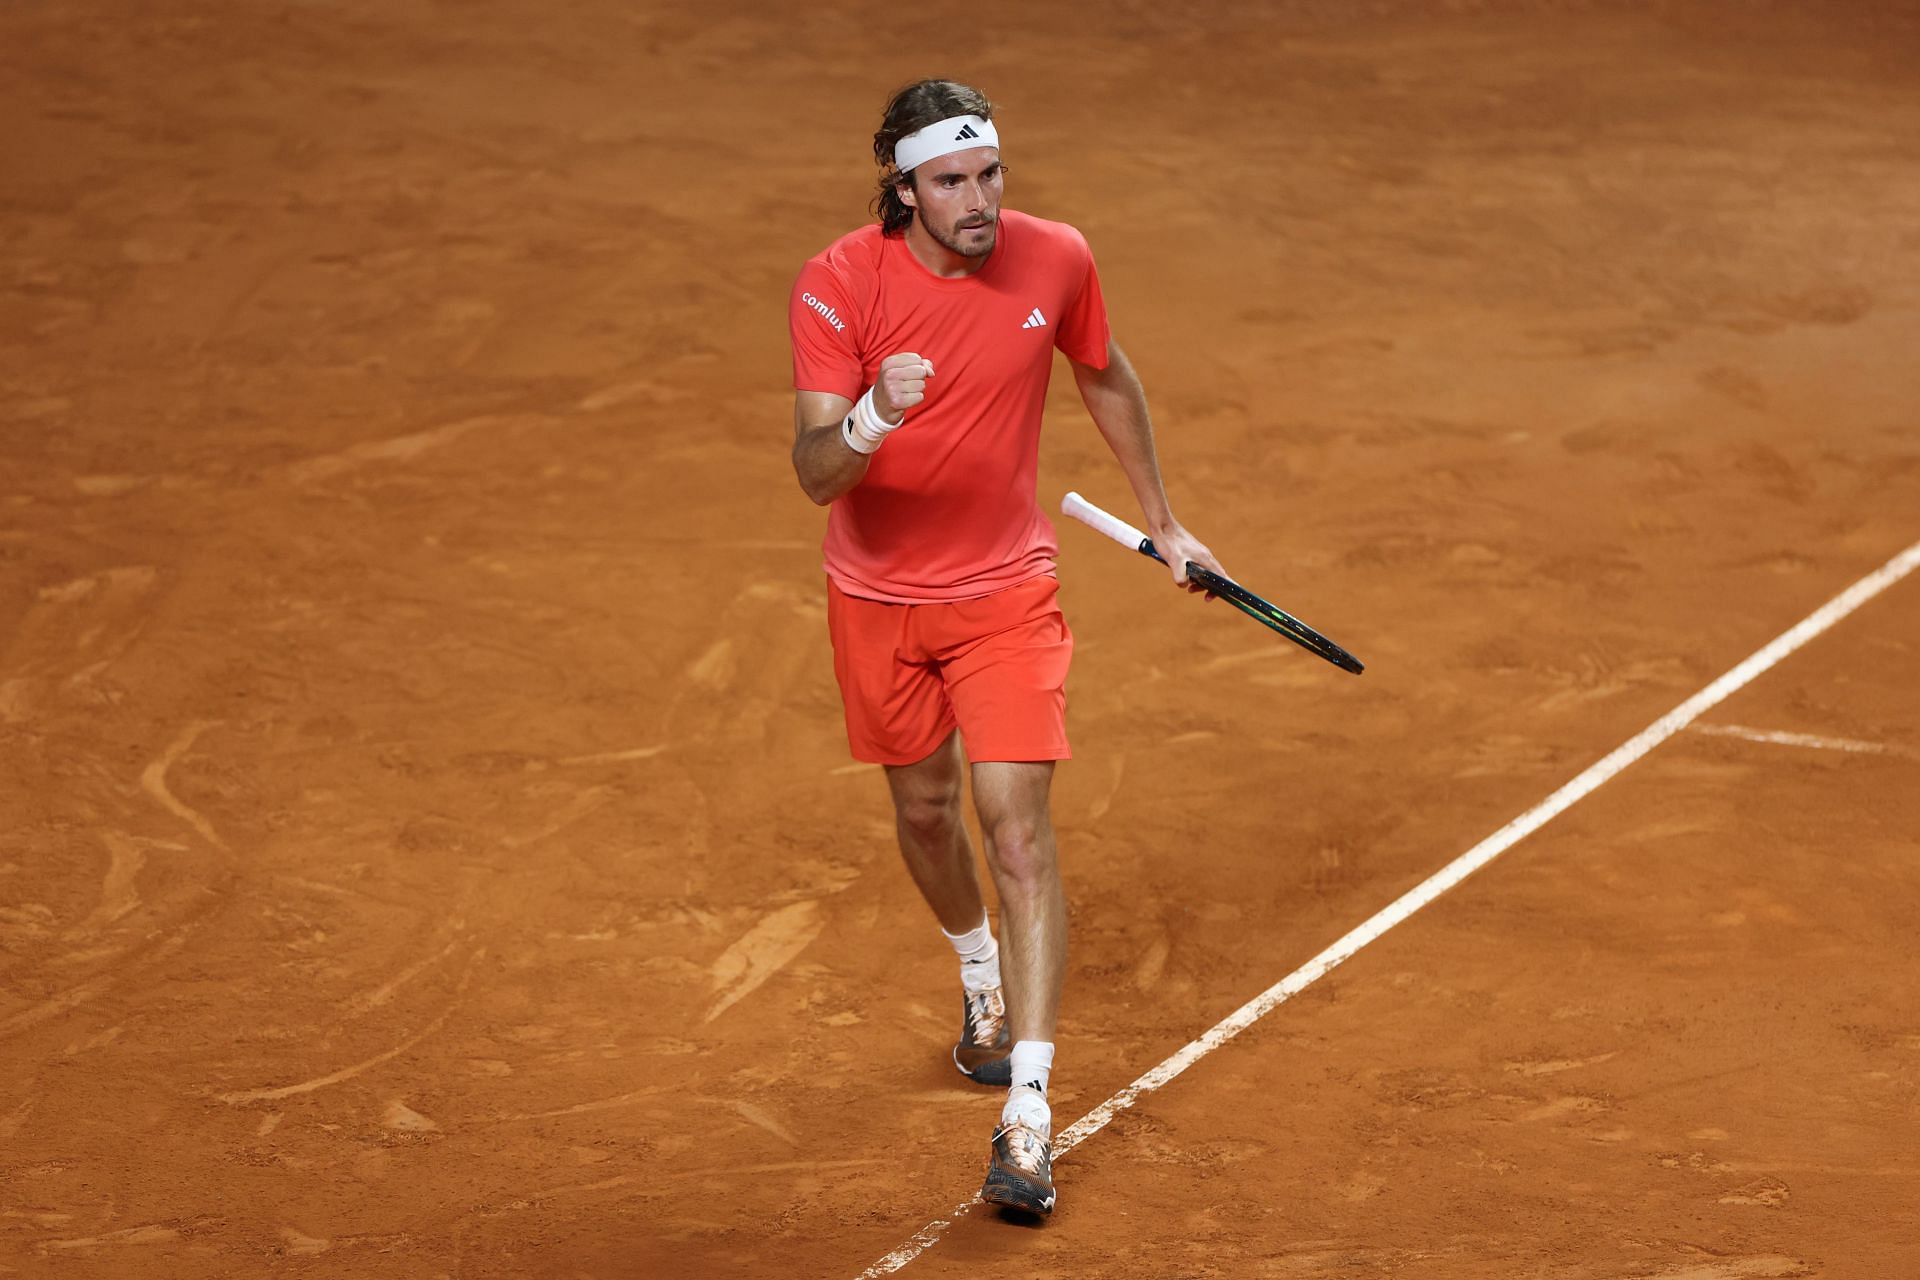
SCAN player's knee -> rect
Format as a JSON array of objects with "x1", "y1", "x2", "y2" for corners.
[
  {"x1": 982, "y1": 817, "x2": 1054, "y2": 892},
  {"x1": 896, "y1": 786, "x2": 963, "y2": 846}
]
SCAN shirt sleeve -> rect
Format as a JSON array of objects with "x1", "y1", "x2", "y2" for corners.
[
  {"x1": 1054, "y1": 232, "x2": 1111, "y2": 368},
  {"x1": 789, "y1": 260, "x2": 864, "y2": 399}
]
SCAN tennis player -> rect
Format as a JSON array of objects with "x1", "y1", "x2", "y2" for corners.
[{"x1": 787, "y1": 78, "x2": 1224, "y2": 1216}]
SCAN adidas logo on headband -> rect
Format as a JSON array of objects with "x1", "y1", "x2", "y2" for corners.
[{"x1": 894, "y1": 114, "x2": 1001, "y2": 173}]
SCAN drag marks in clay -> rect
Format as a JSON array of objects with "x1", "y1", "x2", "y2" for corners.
[
  {"x1": 216, "y1": 949, "x2": 481, "y2": 1104},
  {"x1": 282, "y1": 413, "x2": 553, "y2": 486},
  {"x1": 35, "y1": 1223, "x2": 183, "y2": 1255},
  {"x1": 705, "y1": 901, "x2": 824, "y2": 1023},
  {"x1": 0, "y1": 919, "x2": 203, "y2": 1037},
  {"x1": 342, "y1": 935, "x2": 463, "y2": 1019},
  {"x1": 140, "y1": 720, "x2": 229, "y2": 850},
  {"x1": 486, "y1": 1087, "x2": 673, "y2": 1126},
  {"x1": 1632, "y1": 1256, "x2": 1810, "y2": 1279},
  {"x1": 0, "y1": 565, "x2": 160, "y2": 722},
  {"x1": 68, "y1": 832, "x2": 150, "y2": 935}
]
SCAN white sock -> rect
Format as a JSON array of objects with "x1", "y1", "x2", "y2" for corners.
[
  {"x1": 942, "y1": 914, "x2": 997, "y2": 963},
  {"x1": 1007, "y1": 1039, "x2": 1054, "y2": 1097},
  {"x1": 942, "y1": 915, "x2": 1000, "y2": 991},
  {"x1": 1002, "y1": 1042, "x2": 1055, "y2": 1135}
]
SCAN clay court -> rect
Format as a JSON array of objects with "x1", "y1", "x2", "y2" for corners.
[{"x1": 4, "y1": 1, "x2": 1919, "y2": 1276}]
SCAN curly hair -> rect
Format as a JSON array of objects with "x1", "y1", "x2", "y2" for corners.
[{"x1": 871, "y1": 79, "x2": 997, "y2": 238}]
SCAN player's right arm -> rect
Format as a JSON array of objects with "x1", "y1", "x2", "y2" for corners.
[
  {"x1": 789, "y1": 252, "x2": 936, "y2": 503},
  {"x1": 790, "y1": 354, "x2": 936, "y2": 505},
  {"x1": 791, "y1": 391, "x2": 863, "y2": 506}
]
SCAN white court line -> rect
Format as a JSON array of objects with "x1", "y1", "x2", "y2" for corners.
[
  {"x1": 1692, "y1": 722, "x2": 1916, "y2": 759},
  {"x1": 855, "y1": 535, "x2": 1920, "y2": 1279}
]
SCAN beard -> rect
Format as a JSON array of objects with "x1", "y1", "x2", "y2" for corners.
[{"x1": 922, "y1": 208, "x2": 998, "y2": 259}]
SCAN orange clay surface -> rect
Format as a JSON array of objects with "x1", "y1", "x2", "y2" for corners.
[{"x1": 4, "y1": 2, "x2": 1919, "y2": 1277}]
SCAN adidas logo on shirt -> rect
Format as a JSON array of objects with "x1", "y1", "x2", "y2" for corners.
[
  {"x1": 954, "y1": 123, "x2": 980, "y2": 141},
  {"x1": 1020, "y1": 307, "x2": 1047, "y2": 330}
]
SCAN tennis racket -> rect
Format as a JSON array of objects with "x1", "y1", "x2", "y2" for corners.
[{"x1": 1061, "y1": 491, "x2": 1365, "y2": 675}]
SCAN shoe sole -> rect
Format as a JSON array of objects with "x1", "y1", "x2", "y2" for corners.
[
  {"x1": 981, "y1": 1169, "x2": 1055, "y2": 1215},
  {"x1": 953, "y1": 1045, "x2": 1012, "y2": 1086}
]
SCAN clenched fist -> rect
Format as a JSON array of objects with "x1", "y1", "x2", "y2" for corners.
[
  {"x1": 872, "y1": 352, "x2": 936, "y2": 424},
  {"x1": 842, "y1": 352, "x2": 938, "y2": 455}
]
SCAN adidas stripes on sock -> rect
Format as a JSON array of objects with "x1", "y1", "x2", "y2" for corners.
[
  {"x1": 1002, "y1": 1041, "x2": 1056, "y2": 1132},
  {"x1": 1007, "y1": 1040, "x2": 1054, "y2": 1096}
]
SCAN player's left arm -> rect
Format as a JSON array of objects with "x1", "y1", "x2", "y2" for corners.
[{"x1": 1069, "y1": 338, "x2": 1225, "y2": 591}]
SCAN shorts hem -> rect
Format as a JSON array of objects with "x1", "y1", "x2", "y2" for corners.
[
  {"x1": 959, "y1": 742, "x2": 1073, "y2": 764},
  {"x1": 846, "y1": 721, "x2": 960, "y2": 768}
]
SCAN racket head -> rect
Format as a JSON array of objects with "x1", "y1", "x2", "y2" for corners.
[{"x1": 1184, "y1": 564, "x2": 1365, "y2": 675}]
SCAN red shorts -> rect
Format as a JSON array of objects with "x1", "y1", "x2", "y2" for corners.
[{"x1": 826, "y1": 575, "x2": 1073, "y2": 766}]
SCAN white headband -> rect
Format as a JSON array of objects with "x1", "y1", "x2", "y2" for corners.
[{"x1": 893, "y1": 114, "x2": 1000, "y2": 173}]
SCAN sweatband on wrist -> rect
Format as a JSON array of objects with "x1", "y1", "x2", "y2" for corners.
[{"x1": 841, "y1": 385, "x2": 900, "y2": 455}]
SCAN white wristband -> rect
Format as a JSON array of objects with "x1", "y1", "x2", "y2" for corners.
[{"x1": 841, "y1": 385, "x2": 902, "y2": 455}]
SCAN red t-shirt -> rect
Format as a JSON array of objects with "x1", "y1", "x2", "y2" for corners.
[{"x1": 789, "y1": 210, "x2": 1111, "y2": 602}]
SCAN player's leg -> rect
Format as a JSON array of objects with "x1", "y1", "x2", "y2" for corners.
[
  {"x1": 826, "y1": 582, "x2": 1013, "y2": 1084},
  {"x1": 929, "y1": 575, "x2": 1074, "y2": 1215},
  {"x1": 883, "y1": 731, "x2": 1013, "y2": 1083},
  {"x1": 970, "y1": 761, "x2": 1065, "y2": 1046},
  {"x1": 882, "y1": 729, "x2": 984, "y2": 935},
  {"x1": 971, "y1": 759, "x2": 1064, "y2": 1214},
  {"x1": 935, "y1": 575, "x2": 1073, "y2": 1054}
]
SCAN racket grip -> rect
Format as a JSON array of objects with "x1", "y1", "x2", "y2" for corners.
[{"x1": 1061, "y1": 491, "x2": 1153, "y2": 557}]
